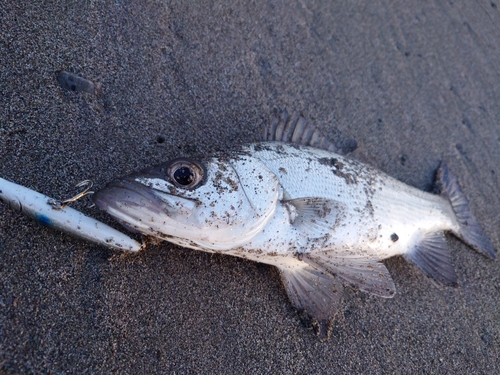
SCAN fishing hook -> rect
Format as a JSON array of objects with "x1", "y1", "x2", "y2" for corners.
[{"x1": 49, "y1": 180, "x2": 94, "y2": 210}]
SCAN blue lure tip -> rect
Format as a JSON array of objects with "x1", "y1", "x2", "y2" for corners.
[{"x1": 35, "y1": 213, "x2": 53, "y2": 228}]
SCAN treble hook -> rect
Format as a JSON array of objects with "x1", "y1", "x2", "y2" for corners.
[{"x1": 49, "y1": 180, "x2": 94, "y2": 210}]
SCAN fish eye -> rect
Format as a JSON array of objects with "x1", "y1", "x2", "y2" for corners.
[
  {"x1": 166, "y1": 158, "x2": 206, "y2": 189},
  {"x1": 173, "y1": 166, "x2": 193, "y2": 186}
]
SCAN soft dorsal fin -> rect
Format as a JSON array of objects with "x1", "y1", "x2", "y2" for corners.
[{"x1": 261, "y1": 110, "x2": 344, "y2": 153}]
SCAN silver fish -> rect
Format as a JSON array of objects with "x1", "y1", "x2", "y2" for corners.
[{"x1": 92, "y1": 111, "x2": 496, "y2": 337}]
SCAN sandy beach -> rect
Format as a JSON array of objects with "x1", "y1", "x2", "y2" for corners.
[{"x1": 1, "y1": 1, "x2": 499, "y2": 373}]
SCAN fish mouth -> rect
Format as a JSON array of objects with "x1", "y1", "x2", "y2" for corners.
[
  {"x1": 93, "y1": 178, "x2": 166, "y2": 215},
  {"x1": 92, "y1": 177, "x2": 197, "y2": 234}
]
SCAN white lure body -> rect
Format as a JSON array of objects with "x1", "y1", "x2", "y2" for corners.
[{"x1": 0, "y1": 177, "x2": 142, "y2": 252}]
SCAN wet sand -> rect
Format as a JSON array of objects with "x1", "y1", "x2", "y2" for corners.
[{"x1": 1, "y1": 1, "x2": 499, "y2": 374}]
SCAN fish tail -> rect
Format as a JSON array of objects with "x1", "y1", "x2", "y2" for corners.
[
  {"x1": 437, "y1": 162, "x2": 496, "y2": 259},
  {"x1": 404, "y1": 163, "x2": 495, "y2": 287}
]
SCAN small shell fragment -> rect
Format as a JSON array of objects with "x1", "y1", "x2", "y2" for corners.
[{"x1": 56, "y1": 70, "x2": 101, "y2": 95}]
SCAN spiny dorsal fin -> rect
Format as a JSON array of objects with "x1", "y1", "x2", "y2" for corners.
[
  {"x1": 261, "y1": 110, "x2": 354, "y2": 154},
  {"x1": 404, "y1": 231, "x2": 458, "y2": 287},
  {"x1": 303, "y1": 250, "x2": 397, "y2": 298}
]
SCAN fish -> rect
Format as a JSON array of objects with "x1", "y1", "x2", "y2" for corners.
[
  {"x1": 0, "y1": 177, "x2": 142, "y2": 252},
  {"x1": 92, "y1": 110, "x2": 496, "y2": 337}
]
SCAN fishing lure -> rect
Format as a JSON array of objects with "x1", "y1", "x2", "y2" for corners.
[{"x1": 0, "y1": 177, "x2": 142, "y2": 251}]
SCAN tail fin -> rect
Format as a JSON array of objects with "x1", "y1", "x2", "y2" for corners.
[{"x1": 438, "y1": 162, "x2": 496, "y2": 259}]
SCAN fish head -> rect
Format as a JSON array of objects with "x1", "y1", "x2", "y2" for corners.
[{"x1": 92, "y1": 154, "x2": 280, "y2": 251}]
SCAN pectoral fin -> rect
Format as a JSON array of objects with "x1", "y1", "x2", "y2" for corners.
[
  {"x1": 303, "y1": 250, "x2": 397, "y2": 298},
  {"x1": 285, "y1": 197, "x2": 344, "y2": 242}
]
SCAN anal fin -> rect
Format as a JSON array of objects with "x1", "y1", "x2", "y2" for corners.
[
  {"x1": 404, "y1": 231, "x2": 458, "y2": 287},
  {"x1": 279, "y1": 265, "x2": 343, "y2": 339},
  {"x1": 303, "y1": 250, "x2": 397, "y2": 298}
]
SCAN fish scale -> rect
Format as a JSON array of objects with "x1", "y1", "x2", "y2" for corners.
[{"x1": 243, "y1": 143, "x2": 454, "y2": 258}]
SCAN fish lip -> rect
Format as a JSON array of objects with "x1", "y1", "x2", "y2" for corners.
[{"x1": 92, "y1": 178, "x2": 174, "y2": 217}]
